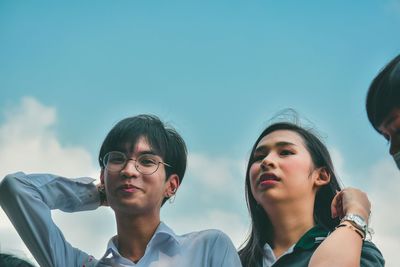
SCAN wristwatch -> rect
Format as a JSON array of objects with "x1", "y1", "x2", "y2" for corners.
[{"x1": 341, "y1": 213, "x2": 368, "y2": 235}]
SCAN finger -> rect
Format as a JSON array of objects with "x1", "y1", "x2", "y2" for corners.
[{"x1": 331, "y1": 190, "x2": 342, "y2": 218}]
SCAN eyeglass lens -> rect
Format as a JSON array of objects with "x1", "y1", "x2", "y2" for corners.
[{"x1": 104, "y1": 151, "x2": 162, "y2": 175}]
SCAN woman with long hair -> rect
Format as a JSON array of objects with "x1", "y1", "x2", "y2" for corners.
[{"x1": 239, "y1": 121, "x2": 384, "y2": 267}]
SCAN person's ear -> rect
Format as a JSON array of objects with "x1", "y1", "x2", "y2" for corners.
[
  {"x1": 165, "y1": 174, "x2": 180, "y2": 198},
  {"x1": 100, "y1": 169, "x2": 105, "y2": 185},
  {"x1": 314, "y1": 167, "x2": 331, "y2": 187}
]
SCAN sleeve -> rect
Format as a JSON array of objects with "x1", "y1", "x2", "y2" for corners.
[
  {"x1": 209, "y1": 230, "x2": 243, "y2": 267},
  {"x1": 0, "y1": 172, "x2": 100, "y2": 267},
  {"x1": 360, "y1": 241, "x2": 385, "y2": 267}
]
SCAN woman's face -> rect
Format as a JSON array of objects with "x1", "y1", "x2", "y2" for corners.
[{"x1": 249, "y1": 130, "x2": 319, "y2": 206}]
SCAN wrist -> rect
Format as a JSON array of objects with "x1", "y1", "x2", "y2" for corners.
[
  {"x1": 341, "y1": 213, "x2": 368, "y2": 238},
  {"x1": 335, "y1": 222, "x2": 365, "y2": 240},
  {"x1": 346, "y1": 207, "x2": 369, "y2": 221}
]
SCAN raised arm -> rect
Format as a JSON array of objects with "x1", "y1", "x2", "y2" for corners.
[
  {"x1": 309, "y1": 187, "x2": 384, "y2": 267},
  {"x1": 0, "y1": 172, "x2": 100, "y2": 267}
]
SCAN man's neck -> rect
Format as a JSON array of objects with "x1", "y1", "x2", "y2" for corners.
[{"x1": 115, "y1": 211, "x2": 161, "y2": 263}]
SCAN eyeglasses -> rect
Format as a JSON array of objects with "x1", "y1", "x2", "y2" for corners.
[{"x1": 102, "y1": 151, "x2": 172, "y2": 175}]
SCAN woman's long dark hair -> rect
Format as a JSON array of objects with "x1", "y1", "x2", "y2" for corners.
[{"x1": 238, "y1": 122, "x2": 342, "y2": 267}]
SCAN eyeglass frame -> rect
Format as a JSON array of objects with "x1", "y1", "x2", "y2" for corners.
[{"x1": 101, "y1": 151, "x2": 172, "y2": 175}]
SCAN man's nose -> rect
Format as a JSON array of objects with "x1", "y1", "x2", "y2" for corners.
[{"x1": 120, "y1": 160, "x2": 140, "y2": 178}]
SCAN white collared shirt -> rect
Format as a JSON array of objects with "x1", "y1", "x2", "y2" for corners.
[
  {"x1": 262, "y1": 242, "x2": 295, "y2": 267},
  {"x1": 0, "y1": 172, "x2": 242, "y2": 267},
  {"x1": 97, "y1": 222, "x2": 241, "y2": 267}
]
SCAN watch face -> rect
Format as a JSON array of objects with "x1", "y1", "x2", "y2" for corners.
[
  {"x1": 343, "y1": 214, "x2": 367, "y2": 231},
  {"x1": 355, "y1": 216, "x2": 363, "y2": 225},
  {"x1": 353, "y1": 215, "x2": 367, "y2": 228}
]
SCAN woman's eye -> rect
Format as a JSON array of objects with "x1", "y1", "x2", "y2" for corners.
[
  {"x1": 280, "y1": 150, "x2": 294, "y2": 156},
  {"x1": 252, "y1": 155, "x2": 265, "y2": 162}
]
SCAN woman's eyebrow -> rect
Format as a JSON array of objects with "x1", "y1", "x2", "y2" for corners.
[
  {"x1": 255, "y1": 141, "x2": 297, "y2": 153},
  {"x1": 275, "y1": 141, "x2": 296, "y2": 148}
]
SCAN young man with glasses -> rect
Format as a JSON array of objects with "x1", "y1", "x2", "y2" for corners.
[
  {"x1": 0, "y1": 114, "x2": 242, "y2": 267},
  {"x1": 366, "y1": 54, "x2": 400, "y2": 169}
]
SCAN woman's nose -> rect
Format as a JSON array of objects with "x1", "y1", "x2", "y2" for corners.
[{"x1": 261, "y1": 153, "x2": 276, "y2": 169}]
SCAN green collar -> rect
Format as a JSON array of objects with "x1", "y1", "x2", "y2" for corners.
[{"x1": 294, "y1": 225, "x2": 329, "y2": 251}]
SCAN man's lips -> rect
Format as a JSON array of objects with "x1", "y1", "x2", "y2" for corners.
[{"x1": 117, "y1": 184, "x2": 142, "y2": 193}]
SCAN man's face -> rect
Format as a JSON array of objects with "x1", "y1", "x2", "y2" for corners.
[
  {"x1": 101, "y1": 136, "x2": 178, "y2": 216},
  {"x1": 379, "y1": 107, "x2": 400, "y2": 169}
]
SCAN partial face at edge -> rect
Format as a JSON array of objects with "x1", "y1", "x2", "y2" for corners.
[
  {"x1": 379, "y1": 107, "x2": 400, "y2": 156},
  {"x1": 379, "y1": 107, "x2": 400, "y2": 170}
]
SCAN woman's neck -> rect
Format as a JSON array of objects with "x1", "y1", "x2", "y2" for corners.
[
  {"x1": 263, "y1": 199, "x2": 315, "y2": 258},
  {"x1": 115, "y1": 211, "x2": 161, "y2": 263}
]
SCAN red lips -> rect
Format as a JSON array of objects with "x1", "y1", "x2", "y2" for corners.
[{"x1": 258, "y1": 172, "x2": 280, "y2": 186}]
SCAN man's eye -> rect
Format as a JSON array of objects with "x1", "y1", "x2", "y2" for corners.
[
  {"x1": 139, "y1": 157, "x2": 157, "y2": 166},
  {"x1": 110, "y1": 157, "x2": 125, "y2": 164}
]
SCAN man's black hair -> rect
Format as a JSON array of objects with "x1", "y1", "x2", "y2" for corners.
[{"x1": 366, "y1": 54, "x2": 400, "y2": 132}]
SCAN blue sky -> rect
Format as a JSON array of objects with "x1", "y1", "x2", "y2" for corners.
[{"x1": 1, "y1": 1, "x2": 400, "y2": 266}]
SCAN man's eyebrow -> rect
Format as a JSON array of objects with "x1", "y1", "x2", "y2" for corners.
[
  {"x1": 121, "y1": 148, "x2": 159, "y2": 157},
  {"x1": 136, "y1": 150, "x2": 158, "y2": 156},
  {"x1": 254, "y1": 141, "x2": 296, "y2": 153}
]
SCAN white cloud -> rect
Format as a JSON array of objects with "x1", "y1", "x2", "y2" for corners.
[
  {"x1": 328, "y1": 147, "x2": 347, "y2": 188},
  {"x1": 163, "y1": 153, "x2": 250, "y2": 248},
  {"x1": 0, "y1": 97, "x2": 105, "y2": 264},
  {"x1": 366, "y1": 159, "x2": 400, "y2": 266},
  {"x1": 185, "y1": 153, "x2": 247, "y2": 209},
  {"x1": 328, "y1": 147, "x2": 400, "y2": 267},
  {"x1": 188, "y1": 153, "x2": 246, "y2": 190},
  {"x1": 0, "y1": 97, "x2": 97, "y2": 178}
]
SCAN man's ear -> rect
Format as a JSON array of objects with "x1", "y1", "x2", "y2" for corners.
[
  {"x1": 100, "y1": 169, "x2": 105, "y2": 185},
  {"x1": 165, "y1": 174, "x2": 180, "y2": 197},
  {"x1": 314, "y1": 167, "x2": 331, "y2": 187}
]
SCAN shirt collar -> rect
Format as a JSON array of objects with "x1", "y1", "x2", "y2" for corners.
[
  {"x1": 148, "y1": 221, "x2": 181, "y2": 247},
  {"x1": 294, "y1": 225, "x2": 328, "y2": 250},
  {"x1": 262, "y1": 225, "x2": 329, "y2": 266},
  {"x1": 263, "y1": 243, "x2": 295, "y2": 266},
  {"x1": 100, "y1": 221, "x2": 180, "y2": 263}
]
